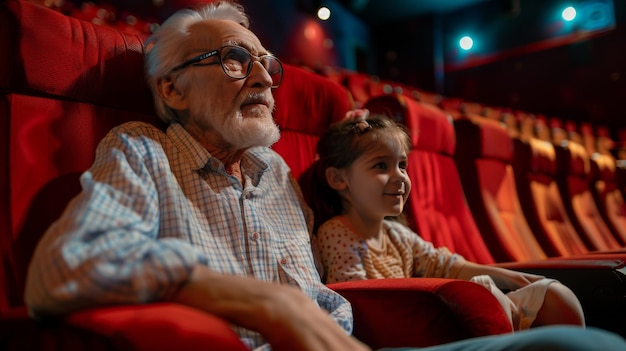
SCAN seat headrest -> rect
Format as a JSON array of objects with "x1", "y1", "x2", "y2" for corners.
[
  {"x1": 456, "y1": 115, "x2": 513, "y2": 162},
  {"x1": 344, "y1": 72, "x2": 377, "y2": 105},
  {"x1": 1, "y1": 0, "x2": 154, "y2": 114},
  {"x1": 591, "y1": 153, "x2": 616, "y2": 182},
  {"x1": 364, "y1": 94, "x2": 455, "y2": 155},
  {"x1": 273, "y1": 65, "x2": 353, "y2": 135},
  {"x1": 521, "y1": 138, "x2": 557, "y2": 175},
  {"x1": 557, "y1": 141, "x2": 590, "y2": 177}
]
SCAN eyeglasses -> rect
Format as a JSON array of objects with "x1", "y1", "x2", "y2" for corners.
[{"x1": 171, "y1": 45, "x2": 283, "y2": 88}]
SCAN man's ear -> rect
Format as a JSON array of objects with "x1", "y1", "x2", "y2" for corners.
[
  {"x1": 156, "y1": 77, "x2": 189, "y2": 110},
  {"x1": 325, "y1": 167, "x2": 347, "y2": 191}
]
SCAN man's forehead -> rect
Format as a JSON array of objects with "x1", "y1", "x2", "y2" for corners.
[{"x1": 187, "y1": 19, "x2": 262, "y2": 51}]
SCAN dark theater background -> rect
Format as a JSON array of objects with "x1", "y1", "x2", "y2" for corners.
[{"x1": 35, "y1": 0, "x2": 626, "y2": 156}]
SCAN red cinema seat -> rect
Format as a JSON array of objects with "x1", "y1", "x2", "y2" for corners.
[
  {"x1": 554, "y1": 141, "x2": 624, "y2": 251},
  {"x1": 591, "y1": 153, "x2": 626, "y2": 246},
  {"x1": 453, "y1": 115, "x2": 548, "y2": 263},
  {"x1": 272, "y1": 64, "x2": 353, "y2": 180},
  {"x1": 512, "y1": 138, "x2": 590, "y2": 257},
  {"x1": 343, "y1": 71, "x2": 379, "y2": 108}
]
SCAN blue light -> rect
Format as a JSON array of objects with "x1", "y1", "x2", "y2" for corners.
[
  {"x1": 459, "y1": 36, "x2": 474, "y2": 50},
  {"x1": 562, "y1": 6, "x2": 576, "y2": 21}
]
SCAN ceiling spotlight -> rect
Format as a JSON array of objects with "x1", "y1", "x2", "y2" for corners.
[
  {"x1": 317, "y1": 6, "x2": 331, "y2": 20},
  {"x1": 562, "y1": 6, "x2": 576, "y2": 21},
  {"x1": 459, "y1": 36, "x2": 474, "y2": 50}
]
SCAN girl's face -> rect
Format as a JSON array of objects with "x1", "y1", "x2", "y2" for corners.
[{"x1": 342, "y1": 134, "x2": 411, "y2": 221}]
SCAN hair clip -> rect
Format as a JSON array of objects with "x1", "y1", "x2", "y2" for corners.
[{"x1": 353, "y1": 120, "x2": 372, "y2": 135}]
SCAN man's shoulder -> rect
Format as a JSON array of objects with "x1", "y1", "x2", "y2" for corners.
[{"x1": 111, "y1": 121, "x2": 166, "y2": 137}]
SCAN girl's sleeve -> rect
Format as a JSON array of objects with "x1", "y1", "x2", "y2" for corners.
[{"x1": 316, "y1": 220, "x2": 367, "y2": 284}]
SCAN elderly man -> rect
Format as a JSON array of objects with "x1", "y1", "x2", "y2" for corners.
[{"x1": 25, "y1": 1, "x2": 626, "y2": 350}]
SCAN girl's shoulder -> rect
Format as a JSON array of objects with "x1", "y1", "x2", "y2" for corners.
[{"x1": 317, "y1": 216, "x2": 362, "y2": 242}]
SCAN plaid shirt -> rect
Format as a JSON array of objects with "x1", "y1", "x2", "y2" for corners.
[{"x1": 25, "y1": 121, "x2": 352, "y2": 350}]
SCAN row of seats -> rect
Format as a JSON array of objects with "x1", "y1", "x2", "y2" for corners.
[
  {"x1": 362, "y1": 93, "x2": 626, "y2": 336},
  {"x1": 315, "y1": 65, "x2": 626, "y2": 166},
  {"x1": 25, "y1": 0, "x2": 159, "y2": 35}
]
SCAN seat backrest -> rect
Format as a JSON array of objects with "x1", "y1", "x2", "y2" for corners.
[
  {"x1": 554, "y1": 141, "x2": 622, "y2": 251},
  {"x1": 1, "y1": 0, "x2": 156, "y2": 313},
  {"x1": 272, "y1": 65, "x2": 353, "y2": 181},
  {"x1": 591, "y1": 153, "x2": 626, "y2": 246},
  {"x1": 512, "y1": 137, "x2": 589, "y2": 257},
  {"x1": 0, "y1": 0, "x2": 352, "y2": 313},
  {"x1": 343, "y1": 72, "x2": 378, "y2": 108},
  {"x1": 454, "y1": 115, "x2": 547, "y2": 262},
  {"x1": 365, "y1": 94, "x2": 495, "y2": 264}
]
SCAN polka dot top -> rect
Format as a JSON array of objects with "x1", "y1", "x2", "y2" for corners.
[{"x1": 316, "y1": 217, "x2": 466, "y2": 284}]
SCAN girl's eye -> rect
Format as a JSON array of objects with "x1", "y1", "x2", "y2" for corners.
[
  {"x1": 399, "y1": 161, "x2": 408, "y2": 170},
  {"x1": 373, "y1": 162, "x2": 387, "y2": 169}
]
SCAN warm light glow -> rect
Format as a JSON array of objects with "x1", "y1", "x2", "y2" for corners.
[
  {"x1": 459, "y1": 36, "x2": 474, "y2": 50},
  {"x1": 562, "y1": 6, "x2": 576, "y2": 21},
  {"x1": 317, "y1": 6, "x2": 331, "y2": 21},
  {"x1": 304, "y1": 25, "x2": 318, "y2": 40}
]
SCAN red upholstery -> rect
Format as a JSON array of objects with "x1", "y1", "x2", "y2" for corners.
[
  {"x1": 554, "y1": 141, "x2": 623, "y2": 251},
  {"x1": 512, "y1": 138, "x2": 590, "y2": 257},
  {"x1": 343, "y1": 71, "x2": 379, "y2": 108},
  {"x1": 591, "y1": 153, "x2": 626, "y2": 245},
  {"x1": 1, "y1": 0, "x2": 156, "y2": 311},
  {"x1": 455, "y1": 115, "x2": 626, "y2": 262},
  {"x1": 327, "y1": 278, "x2": 512, "y2": 349},
  {"x1": 365, "y1": 94, "x2": 496, "y2": 264},
  {"x1": 1, "y1": 0, "x2": 515, "y2": 349},
  {"x1": 453, "y1": 116, "x2": 548, "y2": 262},
  {"x1": 272, "y1": 65, "x2": 353, "y2": 180}
]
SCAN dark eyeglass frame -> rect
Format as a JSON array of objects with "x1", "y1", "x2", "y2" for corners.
[{"x1": 170, "y1": 45, "x2": 283, "y2": 88}]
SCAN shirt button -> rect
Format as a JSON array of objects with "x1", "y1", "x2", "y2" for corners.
[
  {"x1": 280, "y1": 258, "x2": 287, "y2": 264},
  {"x1": 252, "y1": 233, "x2": 259, "y2": 240}
]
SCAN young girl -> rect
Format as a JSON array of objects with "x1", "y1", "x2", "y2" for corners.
[{"x1": 300, "y1": 111, "x2": 585, "y2": 331}]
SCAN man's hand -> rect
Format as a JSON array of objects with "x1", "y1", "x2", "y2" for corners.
[{"x1": 174, "y1": 266, "x2": 371, "y2": 351}]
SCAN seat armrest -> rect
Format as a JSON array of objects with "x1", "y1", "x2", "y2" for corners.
[
  {"x1": 328, "y1": 278, "x2": 513, "y2": 349},
  {"x1": 1, "y1": 303, "x2": 248, "y2": 351},
  {"x1": 65, "y1": 303, "x2": 248, "y2": 351}
]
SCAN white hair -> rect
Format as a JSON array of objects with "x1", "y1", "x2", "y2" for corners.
[{"x1": 144, "y1": 1, "x2": 250, "y2": 123}]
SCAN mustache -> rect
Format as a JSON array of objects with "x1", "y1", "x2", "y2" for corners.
[{"x1": 241, "y1": 92, "x2": 274, "y2": 110}]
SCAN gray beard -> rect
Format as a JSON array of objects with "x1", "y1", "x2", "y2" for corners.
[{"x1": 219, "y1": 113, "x2": 281, "y2": 149}]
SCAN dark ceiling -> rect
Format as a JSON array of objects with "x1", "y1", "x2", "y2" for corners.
[{"x1": 339, "y1": 0, "x2": 492, "y2": 24}]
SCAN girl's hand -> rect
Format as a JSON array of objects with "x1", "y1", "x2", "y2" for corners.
[{"x1": 456, "y1": 262, "x2": 544, "y2": 291}]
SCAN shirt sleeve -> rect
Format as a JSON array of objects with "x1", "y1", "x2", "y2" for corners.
[
  {"x1": 24, "y1": 124, "x2": 205, "y2": 316},
  {"x1": 316, "y1": 218, "x2": 367, "y2": 284},
  {"x1": 390, "y1": 221, "x2": 466, "y2": 279}
]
